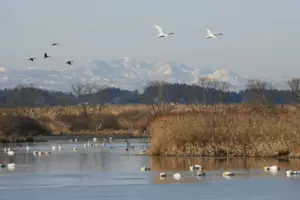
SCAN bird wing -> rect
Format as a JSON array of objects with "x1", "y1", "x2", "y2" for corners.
[
  {"x1": 206, "y1": 29, "x2": 213, "y2": 36},
  {"x1": 44, "y1": 53, "x2": 47, "y2": 57},
  {"x1": 155, "y1": 25, "x2": 164, "y2": 35}
]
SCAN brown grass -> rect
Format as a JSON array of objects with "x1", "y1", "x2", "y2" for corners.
[
  {"x1": 0, "y1": 105, "x2": 154, "y2": 136},
  {"x1": 0, "y1": 116, "x2": 51, "y2": 140},
  {"x1": 2, "y1": 104, "x2": 300, "y2": 157},
  {"x1": 149, "y1": 105, "x2": 300, "y2": 157}
]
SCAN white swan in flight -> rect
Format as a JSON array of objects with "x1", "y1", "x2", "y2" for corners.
[
  {"x1": 206, "y1": 29, "x2": 222, "y2": 39},
  {"x1": 155, "y1": 25, "x2": 174, "y2": 38}
]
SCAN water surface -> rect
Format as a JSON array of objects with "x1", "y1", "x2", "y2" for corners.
[{"x1": 0, "y1": 139, "x2": 300, "y2": 200}]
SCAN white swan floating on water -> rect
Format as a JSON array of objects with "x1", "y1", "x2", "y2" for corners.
[
  {"x1": 155, "y1": 25, "x2": 174, "y2": 38},
  {"x1": 160, "y1": 172, "x2": 167, "y2": 178},
  {"x1": 173, "y1": 173, "x2": 183, "y2": 180},
  {"x1": 189, "y1": 165, "x2": 203, "y2": 171},
  {"x1": 140, "y1": 149, "x2": 147, "y2": 154},
  {"x1": 141, "y1": 166, "x2": 151, "y2": 172},
  {"x1": 7, "y1": 150, "x2": 14, "y2": 156},
  {"x1": 286, "y1": 170, "x2": 300, "y2": 176},
  {"x1": 264, "y1": 165, "x2": 280, "y2": 171},
  {"x1": 223, "y1": 171, "x2": 235, "y2": 177},
  {"x1": 7, "y1": 163, "x2": 16, "y2": 170}
]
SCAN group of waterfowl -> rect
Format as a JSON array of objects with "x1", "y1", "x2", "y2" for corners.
[
  {"x1": 27, "y1": 43, "x2": 74, "y2": 66},
  {"x1": 141, "y1": 164, "x2": 233, "y2": 180},
  {"x1": 51, "y1": 137, "x2": 114, "y2": 152},
  {"x1": 264, "y1": 165, "x2": 300, "y2": 177},
  {"x1": 1, "y1": 146, "x2": 18, "y2": 170},
  {"x1": 1, "y1": 137, "x2": 149, "y2": 171},
  {"x1": 0, "y1": 163, "x2": 16, "y2": 170},
  {"x1": 141, "y1": 164, "x2": 300, "y2": 180}
]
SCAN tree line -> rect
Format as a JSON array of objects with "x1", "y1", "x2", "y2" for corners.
[{"x1": 0, "y1": 78, "x2": 300, "y2": 108}]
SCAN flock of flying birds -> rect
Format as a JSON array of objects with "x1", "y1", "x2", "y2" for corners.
[
  {"x1": 154, "y1": 25, "x2": 222, "y2": 39},
  {"x1": 26, "y1": 26, "x2": 221, "y2": 66},
  {"x1": 27, "y1": 42, "x2": 74, "y2": 65}
]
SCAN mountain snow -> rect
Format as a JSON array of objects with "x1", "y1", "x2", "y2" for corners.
[{"x1": 0, "y1": 58, "x2": 290, "y2": 92}]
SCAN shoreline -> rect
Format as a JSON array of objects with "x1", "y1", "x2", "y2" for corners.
[
  {"x1": 148, "y1": 154, "x2": 299, "y2": 159},
  {"x1": 0, "y1": 134, "x2": 149, "y2": 144},
  {"x1": 36, "y1": 134, "x2": 149, "y2": 141}
]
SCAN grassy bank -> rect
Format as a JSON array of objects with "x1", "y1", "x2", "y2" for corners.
[
  {"x1": 0, "y1": 105, "x2": 154, "y2": 137},
  {"x1": 149, "y1": 106, "x2": 300, "y2": 158},
  {"x1": 0, "y1": 115, "x2": 51, "y2": 143}
]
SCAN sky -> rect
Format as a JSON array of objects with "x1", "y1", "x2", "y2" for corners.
[{"x1": 1, "y1": 0, "x2": 300, "y2": 79}]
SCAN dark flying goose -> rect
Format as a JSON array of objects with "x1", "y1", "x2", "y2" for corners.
[
  {"x1": 43, "y1": 53, "x2": 50, "y2": 58},
  {"x1": 66, "y1": 61, "x2": 73, "y2": 65}
]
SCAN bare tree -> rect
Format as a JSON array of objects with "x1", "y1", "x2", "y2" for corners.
[
  {"x1": 215, "y1": 80, "x2": 231, "y2": 92},
  {"x1": 145, "y1": 81, "x2": 177, "y2": 116},
  {"x1": 287, "y1": 78, "x2": 300, "y2": 104},
  {"x1": 72, "y1": 83, "x2": 86, "y2": 97},
  {"x1": 91, "y1": 86, "x2": 111, "y2": 114},
  {"x1": 198, "y1": 77, "x2": 213, "y2": 108},
  {"x1": 14, "y1": 83, "x2": 36, "y2": 90},
  {"x1": 83, "y1": 82, "x2": 98, "y2": 95},
  {"x1": 246, "y1": 79, "x2": 273, "y2": 105},
  {"x1": 71, "y1": 82, "x2": 112, "y2": 131},
  {"x1": 213, "y1": 80, "x2": 231, "y2": 106},
  {"x1": 195, "y1": 77, "x2": 231, "y2": 109},
  {"x1": 6, "y1": 84, "x2": 45, "y2": 117}
]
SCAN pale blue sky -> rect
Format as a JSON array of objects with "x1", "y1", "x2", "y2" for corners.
[{"x1": 1, "y1": 0, "x2": 300, "y2": 78}]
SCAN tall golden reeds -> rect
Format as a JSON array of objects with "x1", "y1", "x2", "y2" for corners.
[{"x1": 149, "y1": 106, "x2": 300, "y2": 157}]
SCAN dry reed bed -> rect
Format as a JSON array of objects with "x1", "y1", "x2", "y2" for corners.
[
  {"x1": 149, "y1": 107, "x2": 300, "y2": 157},
  {"x1": 0, "y1": 105, "x2": 154, "y2": 135}
]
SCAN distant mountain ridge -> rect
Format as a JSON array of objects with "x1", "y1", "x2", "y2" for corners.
[{"x1": 0, "y1": 58, "x2": 291, "y2": 92}]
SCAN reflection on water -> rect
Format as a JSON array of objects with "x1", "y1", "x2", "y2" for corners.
[
  {"x1": 150, "y1": 157, "x2": 300, "y2": 184},
  {"x1": 0, "y1": 140, "x2": 300, "y2": 199},
  {"x1": 151, "y1": 156, "x2": 300, "y2": 172}
]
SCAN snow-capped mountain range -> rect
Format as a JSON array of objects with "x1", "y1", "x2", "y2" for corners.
[{"x1": 0, "y1": 57, "x2": 291, "y2": 92}]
